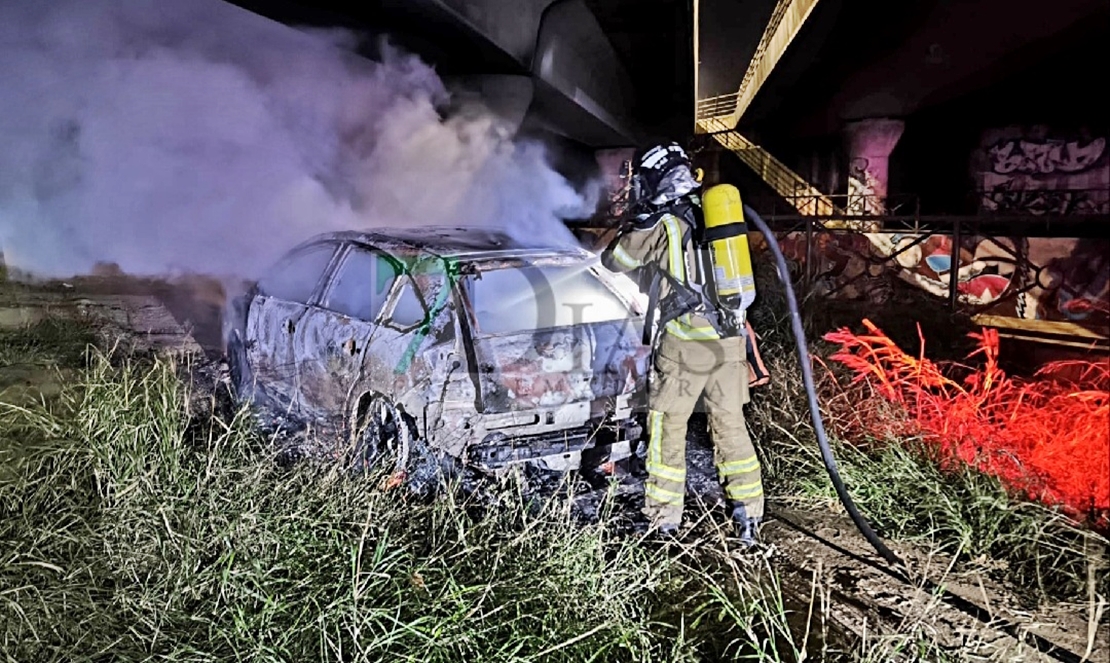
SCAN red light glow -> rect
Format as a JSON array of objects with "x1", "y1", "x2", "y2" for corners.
[{"x1": 823, "y1": 319, "x2": 1109, "y2": 527}]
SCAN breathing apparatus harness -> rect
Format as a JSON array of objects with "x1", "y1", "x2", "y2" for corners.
[
  {"x1": 625, "y1": 143, "x2": 756, "y2": 346},
  {"x1": 637, "y1": 197, "x2": 745, "y2": 345}
]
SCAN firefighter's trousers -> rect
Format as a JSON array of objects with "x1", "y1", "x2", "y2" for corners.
[{"x1": 643, "y1": 332, "x2": 763, "y2": 527}]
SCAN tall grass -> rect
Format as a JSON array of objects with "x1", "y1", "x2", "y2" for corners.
[
  {"x1": 746, "y1": 257, "x2": 1109, "y2": 605},
  {"x1": 799, "y1": 440, "x2": 1109, "y2": 602},
  {"x1": 5, "y1": 274, "x2": 1100, "y2": 661},
  {"x1": 0, "y1": 346, "x2": 821, "y2": 662}
]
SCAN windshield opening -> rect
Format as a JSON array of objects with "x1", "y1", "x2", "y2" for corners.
[{"x1": 467, "y1": 264, "x2": 633, "y2": 335}]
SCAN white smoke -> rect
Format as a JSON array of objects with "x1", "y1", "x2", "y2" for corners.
[{"x1": 0, "y1": 0, "x2": 590, "y2": 280}]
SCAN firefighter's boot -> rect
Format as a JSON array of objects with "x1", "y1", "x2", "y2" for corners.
[
  {"x1": 731, "y1": 503, "x2": 762, "y2": 548},
  {"x1": 630, "y1": 518, "x2": 680, "y2": 540}
]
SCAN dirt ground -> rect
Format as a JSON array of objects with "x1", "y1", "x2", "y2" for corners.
[
  {"x1": 0, "y1": 271, "x2": 223, "y2": 356},
  {"x1": 2, "y1": 273, "x2": 1106, "y2": 662},
  {"x1": 566, "y1": 423, "x2": 1108, "y2": 663}
]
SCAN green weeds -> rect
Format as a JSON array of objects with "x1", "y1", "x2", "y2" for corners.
[
  {"x1": 800, "y1": 440, "x2": 1109, "y2": 603},
  {"x1": 0, "y1": 316, "x2": 99, "y2": 368},
  {"x1": 3, "y1": 301, "x2": 1102, "y2": 661},
  {"x1": 0, "y1": 344, "x2": 810, "y2": 662}
]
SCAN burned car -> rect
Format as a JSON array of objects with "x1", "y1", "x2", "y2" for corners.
[{"x1": 224, "y1": 227, "x2": 650, "y2": 477}]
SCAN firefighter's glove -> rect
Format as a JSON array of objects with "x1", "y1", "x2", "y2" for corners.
[{"x1": 745, "y1": 323, "x2": 771, "y2": 388}]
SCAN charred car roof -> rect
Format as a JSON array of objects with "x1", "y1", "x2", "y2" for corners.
[{"x1": 310, "y1": 227, "x2": 595, "y2": 264}]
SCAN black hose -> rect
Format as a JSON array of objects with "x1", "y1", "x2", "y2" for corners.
[{"x1": 744, "y1": 205, "x2": 904, "y2": 567}]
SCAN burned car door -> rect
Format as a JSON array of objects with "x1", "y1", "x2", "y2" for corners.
[
  {"x1": 381, "y1": 260, "x2": 481, "y2": 456},
  {"x1": 245, "y1": 242, "x2": 339, "y2": 410},
  {"x1": 363, "y1": 256, "x2": 458, "y2": 404},
  {"x1": 293, "y1": 244, "x2": 400, "y2": 417}
]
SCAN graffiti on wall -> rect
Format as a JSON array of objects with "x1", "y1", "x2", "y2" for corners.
[
  {"x1": 766, "y1": 231, "x2": 891, "y2": 302},
  {"x1": 1022, "y1": 237, "x2": 1110, "y2": 322},
  {"x1": 976, "y1": 128, "x2": 1109, "y2": 215},
  {"x1": 746, "y1": 127, "x2": 1110, "y2": 331},
  {"x1": 971, "y1": 127, "x2": 1109, "y2": 322},
  {"x1": 845, "y1": 157, "x2": 885, "y2": 217},
  {"x1": 982, "y1": 186, "x2": 1104, "y2": 215},
  {"x1": 756, "y1": 229, "x2": 1108, "y2": 328}
]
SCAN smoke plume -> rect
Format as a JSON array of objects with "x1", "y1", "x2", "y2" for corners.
[{"x1": 0, "y1": 0, "x2": 590, "y2": 280}]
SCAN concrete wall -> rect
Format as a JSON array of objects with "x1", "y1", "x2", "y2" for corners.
[
  {"x1": 530, "y1": 0, "x2": 637, "y2": 146},
  {"x1": 740, "y1": 125, "x2": 1109, "y2": 329}
]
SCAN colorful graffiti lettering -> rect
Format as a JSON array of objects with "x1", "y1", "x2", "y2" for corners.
[
  {"x1": 976, "y1": 127, "x2": 1110, "y2": 216},
  {"x1": 973, "y1": 127, "x2": 1109, "y2": 324},
  {"x1": 982, "y1": 183, "x2": 1108, "y2": 215},
  {"x1": 988, "y1": 137, "x2": 1106, "y2": 175}
]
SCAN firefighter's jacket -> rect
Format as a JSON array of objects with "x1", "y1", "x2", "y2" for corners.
[{"x1": 601, "y1": 209, "x2": 722, "y2": 342}]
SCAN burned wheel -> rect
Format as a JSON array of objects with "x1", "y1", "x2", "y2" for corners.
[{"x1": 352, "y1": 397, "x2": 412, "y2": 481}]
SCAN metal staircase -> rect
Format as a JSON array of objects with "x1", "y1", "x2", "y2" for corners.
[
  {"x1": 695, "y1": 115, "x2": 837, "y2": 217},
  {"x1": 693, "y1": 0, "x2": 836, "y2": 217},
  {"x1": 690, "y1": 0, "x2": 1107, "y2": 348}
]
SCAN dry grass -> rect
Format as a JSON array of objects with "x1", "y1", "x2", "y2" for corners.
[
  {"x1": 3, "y1": 305, "x2": 1103, "y2": 661},
  {"x1": 0, "y1": 327, "x2": 824, "y2": 662},
  {"x1": 745, "y1": 256, "x2": 1109, "y2": 607},
  {"x1": 825, "y1": 319, "x2": 1109, "y2": 525}
]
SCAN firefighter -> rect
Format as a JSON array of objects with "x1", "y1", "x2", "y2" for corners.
[{"x1": 601, "y1": 141, "x2": 764, "y2": 546}]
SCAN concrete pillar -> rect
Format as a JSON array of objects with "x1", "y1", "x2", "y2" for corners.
[{"x1": 843, "y1": 118, "x2": 904, "y2": 214}]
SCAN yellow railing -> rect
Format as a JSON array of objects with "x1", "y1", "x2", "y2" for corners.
[
  {"x1": 727, "y1": 0, "x2": 821, "y2": 126},
  {"x1": 695, "y1": 0, "x2": 823, "y2": 127},
  {"x1": 696, "y1": 116, "x2": 839, "y2": 218},
  {"x1": 693, "y1": 0, "x2": 834, "y2": 218}
]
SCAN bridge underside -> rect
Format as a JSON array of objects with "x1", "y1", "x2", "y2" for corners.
[
  {"x1": 693, "y1": 0, "x2": 1109, "y2": 348},
  {"x1": 229, "y1": 0, "x2": 643, "y2": 151},
  {"x1": 231, "y1": 0, "x2": 1108, "y2": 348}
]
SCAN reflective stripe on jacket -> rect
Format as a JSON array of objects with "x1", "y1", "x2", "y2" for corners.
[{"x1": 601, "y1": 211, "x2": 720, "y2": 341}]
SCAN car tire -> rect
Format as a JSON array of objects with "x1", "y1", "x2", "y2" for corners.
[{"x1": 352, "y1": 397, "x2": 413, "y2": 482}]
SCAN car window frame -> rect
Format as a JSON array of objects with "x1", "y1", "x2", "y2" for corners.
[
  {"x1": 314, "y1": 242, "x2": 405, "y2": 323},
  {"x1": 457, "y1": 258, "x2": 637, "y2": 338},
  {"x1": 379, "y1": 254, "x2": 458, "y2": 334},
  {"x1": 380, "y1": 276, "x2": 428, "y2": 333},
  {"x1": 257, "y1": 240, "x2": 343, "y2": 306}
]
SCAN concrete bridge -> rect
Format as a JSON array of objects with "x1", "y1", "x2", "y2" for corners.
[
  {"x1": 228, "y1": 0, "x2": 646, "y2": 150},
  {"x1": 230, "y1": 0, "x2": 1108, "y2": 347}
]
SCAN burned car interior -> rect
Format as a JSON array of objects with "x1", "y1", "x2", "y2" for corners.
[{"x1": 226, "y1": 227, "x2": 650, "y2": 477}]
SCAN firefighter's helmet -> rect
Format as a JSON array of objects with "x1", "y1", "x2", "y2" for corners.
[{"x1": 633, "y1": 141, "x2": 700, "y2": 206}]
